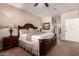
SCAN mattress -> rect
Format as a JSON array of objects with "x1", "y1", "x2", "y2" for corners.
[{"x1": 19, "y1": 32, "x2": 54, "y2": 44}]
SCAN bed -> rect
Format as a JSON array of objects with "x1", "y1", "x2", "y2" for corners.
[{"x1": 18, "y1": 23, "x2": 57, "y2": 56}]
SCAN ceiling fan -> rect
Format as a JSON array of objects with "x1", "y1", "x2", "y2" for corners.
[{"x1": 34, "y1": 3, "x2": 49, "y2": 7}]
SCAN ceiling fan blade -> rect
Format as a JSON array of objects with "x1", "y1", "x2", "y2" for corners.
[
  {"x1": 45, "y1": 3, "x2": 48, "y2": 7},
  {"x1": 34, "y1": 3, "x2": 39, "y2": 6}
]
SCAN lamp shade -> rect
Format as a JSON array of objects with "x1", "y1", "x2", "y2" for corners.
[
  {"x1": 39, "y1": 26, "x2": 41, "y2": 29},
  {"x1": 9, "y1": 24, "x2": 14, "y2": 28}
]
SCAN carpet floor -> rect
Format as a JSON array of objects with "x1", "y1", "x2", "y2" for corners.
[
  {"x1": 1, "y1": 40, "x2": 79, "y2": 56},
  {"x1": 0, "y1": 47, "x2": 31, "y2": 56}
]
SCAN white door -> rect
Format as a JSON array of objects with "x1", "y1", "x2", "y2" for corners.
[{"x1": 65, "y1": 18, "x2": 79, "y2": 42}]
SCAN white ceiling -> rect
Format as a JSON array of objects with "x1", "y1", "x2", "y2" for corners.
[{"x1": 8, "y1": 3, "x2": 79, "y2": 18}]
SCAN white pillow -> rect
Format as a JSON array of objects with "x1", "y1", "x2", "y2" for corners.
[
  {"x1": 28, "y1": 28, "x2": 36, "y2": 33},
  {"x1": 20, "y1": 29, "x2": 28, "y2": 34}
]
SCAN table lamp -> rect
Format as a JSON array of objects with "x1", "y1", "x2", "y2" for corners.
[{"x1": 9, "y1": 24, "x2": 14, "y2": 36}]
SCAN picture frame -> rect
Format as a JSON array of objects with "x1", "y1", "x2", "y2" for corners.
[{"x1": 43, "y1": 23, "x2": 50, "y2": 30}]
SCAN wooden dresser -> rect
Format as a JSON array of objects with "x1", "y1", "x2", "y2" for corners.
[{"x1": 3, "y1": 36, "x2": 18, "y2": 50}]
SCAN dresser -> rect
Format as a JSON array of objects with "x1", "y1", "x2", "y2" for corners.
[{"x1": 3, "y1": 36, "x2": 18, "y2": 50}]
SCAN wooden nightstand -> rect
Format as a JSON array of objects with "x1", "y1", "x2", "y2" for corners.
[{"x1": 3, "y1": 36, "x2": 18, "y2": 50}]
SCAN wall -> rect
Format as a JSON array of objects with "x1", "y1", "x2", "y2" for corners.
[
  {"x1": 61, "y1": 9, "x2": 79, "y2": 40},
  {"x1": 42, "y1": 16, "x2": 56, "y2": 32},
  {"x1": 0, "y1": 4, "x2": 42, "y2": 28},
  {"x1": 42, "y1": 16, "x2": 61, "y2": 43}
]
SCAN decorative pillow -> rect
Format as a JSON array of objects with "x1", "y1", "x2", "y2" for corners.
[
  {"x1": 35, "y1": 28, "x2": 39, "y2": 32},
  {"x1": 28, "y1": 28, "x2": 36, "y2": 33},
  {"x1": 20, "y1": 29, "x2": 28, "y2": 34}
]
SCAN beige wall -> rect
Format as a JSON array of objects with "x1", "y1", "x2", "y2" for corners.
[
  {"x1": 0, "y1": 4, "x2": 42, "y2": 28},
  {"x1": 42, "y1": 16, "x2": 56, "y2": 32},
  {"x1": 61, "y1": 9, "x2": 79, "y2": 40}
]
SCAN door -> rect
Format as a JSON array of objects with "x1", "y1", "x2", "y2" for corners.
[{"x1": 65, "y1": 18, "x2": 79, "y2": 42}]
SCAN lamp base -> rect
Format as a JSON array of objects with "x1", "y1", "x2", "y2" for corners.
[{"x1": 9, "y1": 28, "x2": 13, "y2": 36}]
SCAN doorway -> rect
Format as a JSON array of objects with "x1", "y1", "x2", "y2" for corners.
[{"x1": 65, "y1": 18, "x2": 79, "y2": 42}]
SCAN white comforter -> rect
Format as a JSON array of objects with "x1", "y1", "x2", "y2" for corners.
[{"x1": 19, "y1": 32, "x2": 54, "y2": 55}]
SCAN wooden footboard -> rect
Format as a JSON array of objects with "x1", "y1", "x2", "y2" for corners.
[{"x1": 39, "y1": 34, "x2": 57, "y2": 56}]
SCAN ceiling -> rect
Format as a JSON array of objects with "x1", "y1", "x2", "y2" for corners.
[{"x1": 8, "y1": 3, "x2": 79, "y2": 18}]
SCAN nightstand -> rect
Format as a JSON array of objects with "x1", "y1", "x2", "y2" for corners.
[{"x1": 3, "y1": 36, "x2": 18, "y2": 50}]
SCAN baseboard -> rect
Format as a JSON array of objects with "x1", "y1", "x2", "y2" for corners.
[{"x1": 61, "y1": 40, "x2": 79, "y2": 43}]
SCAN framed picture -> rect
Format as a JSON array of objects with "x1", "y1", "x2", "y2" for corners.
[{"x1": 43, "y1": 23, "x2": 50, "y2": 30}]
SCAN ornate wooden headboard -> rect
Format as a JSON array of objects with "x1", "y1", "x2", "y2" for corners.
[
  {"x1": 18, "y1": 23, "x2": 37, "y2": 30},
  {"x1": 18, "y1": 23, "x2": 37, "y2": 37}
]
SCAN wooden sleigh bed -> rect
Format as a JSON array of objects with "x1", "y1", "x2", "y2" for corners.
[{"x1": 18, "y1": 23, "x2": 57, "y2": 56}]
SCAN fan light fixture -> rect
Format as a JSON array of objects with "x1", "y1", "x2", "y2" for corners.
[{"x1": 34, "y1": 3, "x2": 49, "y2": 7}]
